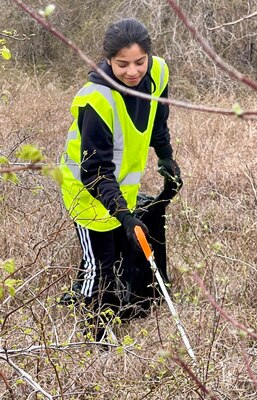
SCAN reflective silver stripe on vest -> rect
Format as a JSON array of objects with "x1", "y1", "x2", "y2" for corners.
[
  {"x1": 68, "y1": 84, "x2": 124, "y2": 180},
  {"x1": 76, "y1": 84, "x2": 113, "y2": 100},
  {"x1": 120, "y1": 171, "x2": 141, "y2": 186},
  {"x1": 64, "y1": 152, "x2": 140, "y2": 186},
  {"x1": 64, "y1": 129, "x2": 77, "y2": 152},
  {"x1": 158, "y1": 58, "x2": 165, "y2": 89},
  {"x1": 63, "y1": 155, "x2": 81, "y2": 181}
]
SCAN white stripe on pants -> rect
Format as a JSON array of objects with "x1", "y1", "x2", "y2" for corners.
[{"x1": 75, "y1": 224, "x2": 96, "y2": 297}]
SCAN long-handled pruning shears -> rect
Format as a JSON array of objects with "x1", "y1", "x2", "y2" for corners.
[{"x1": 134, "y1": 225, "x2": 196, "y2": 361}]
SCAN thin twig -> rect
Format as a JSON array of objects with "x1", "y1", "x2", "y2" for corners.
[
  {"x1": 207, "y1": 11, "x2": 257, "y2": 31},
  {"x1": 0, "y1": 369, "x2": 15, "y2": 399},
  {"x1": 241, "y1": 344, "x2": 257, "y2": 390},
  {"x1": 40, "y1": 321, "x2": 65, "y2": 400},
  {"x1": 0, "y1": 163, "x2": 42, "y2": 174},
  {"x1": 1, "y1": 269, "x2": 71, "y2": 331},
  {"x1": 0, "y1": 32, "x2": 30, "y2": 41},
  {"x1": 0, "y1": 354, "x2": 53, "y2": 399}
]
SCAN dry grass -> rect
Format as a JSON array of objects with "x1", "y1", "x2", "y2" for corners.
[{"x1": 1, "y1": 71, "x2": 257, "y2": 399}]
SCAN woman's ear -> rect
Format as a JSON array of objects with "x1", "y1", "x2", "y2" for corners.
[{"x1": 107, "y1": 59, "x2": 111, "y2": 65}]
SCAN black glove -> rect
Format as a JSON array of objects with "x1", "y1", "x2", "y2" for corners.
[
  {"x1": 120, "y1": 213, "x2": 149, "y2": 252},
  {"x1": 158, "y1": 157, "x2": 183, "y2": 198}
]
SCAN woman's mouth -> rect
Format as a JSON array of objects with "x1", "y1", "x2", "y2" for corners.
[{"x1": 125, "y1": 77, "x2": 140, "y2": 84}]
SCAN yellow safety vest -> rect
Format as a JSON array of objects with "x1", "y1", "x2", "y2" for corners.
[{"x1": 60, "y1": 56, "x2": 169, "y2": 231}]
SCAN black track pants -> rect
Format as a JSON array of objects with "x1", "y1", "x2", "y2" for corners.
[{"x1": 74, "y1": 222, "x2": 131, "y2": 310}]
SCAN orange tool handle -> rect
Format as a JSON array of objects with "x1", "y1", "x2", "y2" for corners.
[{"x1": 134, "y1": 225, "x2": 152, "y2": 260}]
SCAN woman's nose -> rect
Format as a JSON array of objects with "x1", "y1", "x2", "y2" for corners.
[{"x1": 126, "y1": 63, "x2": 137, "y2": 76}]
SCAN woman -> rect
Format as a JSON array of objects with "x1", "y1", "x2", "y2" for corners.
[{"x1": 60, "y1": 18, "x2": 182, "y2": 339}]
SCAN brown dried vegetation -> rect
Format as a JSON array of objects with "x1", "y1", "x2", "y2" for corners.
[{"x1": 1, "y1": 1, "x2": 257, "y2": 399}]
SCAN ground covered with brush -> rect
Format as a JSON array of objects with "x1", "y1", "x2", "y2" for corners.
[
  {"x1": 2, "y1": 3, "x2": 257, "y2": 397},
  {"x1": 1, "y1": 67, "x2": 257, "y2": 399}
]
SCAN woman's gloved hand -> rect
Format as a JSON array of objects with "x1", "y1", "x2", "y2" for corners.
[
  {"x1": 158, "y1": 157, "x2": 183, "y2": 198},
  {"x1": 120, "y1": 213, "x2": 148, "y2": 252}
]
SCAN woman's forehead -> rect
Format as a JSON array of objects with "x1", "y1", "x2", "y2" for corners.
[{"x1": 114, "y1": 44, "x2": 147, "y2": 60}]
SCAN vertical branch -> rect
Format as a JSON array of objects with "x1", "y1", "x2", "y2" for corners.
[
  {"x1": 241, "y1": 345, "x2": 257, "y2": 390},
  {"x1": 166, "y1": 0, "x2": 257, "y2": 91},
  {"x1": 193, "y1": 272, "x2": 257, "y2": 340},
  {"x1": 171, "y1": 354, "x2": 221, "y2": 400},
  {"x1": 0, "y1": 369, "x2": 15, "y2": 400},
  {"x1": 40, "y1": 321, "x2": 65, "y2": 400}
]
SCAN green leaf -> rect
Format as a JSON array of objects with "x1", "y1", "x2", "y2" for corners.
[
  {"x1": 100, "y1": 308, "x2": 114, "y2": 317},
  {"x1": 44, "y1": 4, "x2": 56, "y2": 17},
  {"x1": 16, "y1": 144, "x2": 44, "y2": 162},
  {"x1": 2, "y1": 30, "x2": 15, "y2": 36},
  {"x1": 122, "y1": 335, "x2": 134, "y2": 346},
  {"x1": 0, "y1": 286, "x2": 3, "y2": 299},
  {"x1": 232, "y1": 102, "x2": 243, "y2": 117},
  {"x1": 15, "y1": 379, "x2": 25, "y2": 385},
  {"x1": 5, "y1": 278, "x2": 20, "y2": 287},
  {"x1": 116, "y1": 346, "x2": 124, "y2": 354},
  {"x1": 42, "y1": 166, "x2": 63, "y2": 185},
  {"x1": 39, "y1": 4, "x2": 56, "y2": 18},
  {"x1": 0, "y1": 46, "x2": 11, "y2": 60},
  {"x1": 0, "y1": 156, "x2": 9, "y2": 165},
  {"x1": 23, "y1": 328, "x2": 32, "y2": 334},
  {"x1": 212, "y1": 241, "x2": 223, "y2": 252},
  {"x1": 2, "y1": 172, "x2": 19, "y2": 183},
  {"x1": 3, "y1": 259, "x2": 15, "y2": 274},
  {"x1": 140, "y1": 328, "x2": 148, "y2": 337},
  {"x1": 113, "y1": 316, "x2": 122, "y2": 325},
  {"x1": 8, "y1": 286, "x2": 16, "y2": 297}
]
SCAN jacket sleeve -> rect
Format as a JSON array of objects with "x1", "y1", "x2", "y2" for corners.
[
  {"x1": 78, "y1": 104, "x2": 129, "y2": 218},
  {"x1": 150, "y1": 85, "x2": 173, "y2": 159}
]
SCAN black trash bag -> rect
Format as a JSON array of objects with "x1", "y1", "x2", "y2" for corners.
[{"x1": 117, "y1": 182, "x2": 175, "y2": 320}]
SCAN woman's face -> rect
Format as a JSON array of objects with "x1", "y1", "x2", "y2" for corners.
[{"x1": 108, "y1": 43, "x2": 148, "y2": 87}]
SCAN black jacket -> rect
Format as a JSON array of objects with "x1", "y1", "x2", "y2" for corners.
[{"x1": 77, "y1": 57, "x2": 173, "y2": 217}]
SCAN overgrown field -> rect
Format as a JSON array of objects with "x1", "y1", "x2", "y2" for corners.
[
  {"x1": 1, "y1": 70, "x2": 257, "y2": 399},
  {"x1": 0, "y1": 1, "x2": 257, "y2": 400}
]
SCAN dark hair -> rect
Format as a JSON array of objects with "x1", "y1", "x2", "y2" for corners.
[{"x1": 103, "y1": 18, "x2": 152, "y2": 59}]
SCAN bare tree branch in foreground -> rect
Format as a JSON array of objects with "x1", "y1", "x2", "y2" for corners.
[{"x1": 11, "y1": 0, "x2": 257, "y2": 119}]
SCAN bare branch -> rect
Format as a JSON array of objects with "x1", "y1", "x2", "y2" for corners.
[
  {"x1": 0, "y1": 355, "x2": 53, "y2": 399},
  {"x1": 241, "y1": 345, "x2": 257, "y2": 390},
  {"x1": 0, "y1": 369, "x2": 15, "y2": 399},
  {"x1": 207, "y1": 11, "x2": 257, "y2": 31},
  {"x1": 171, "y1": 354, "x2": 220, "y2": 400},
  {"x1": 11, "y1": 0, "x2": 257, "y2": 119},
  {"x1": 193, "y1": 272, "x2": 257, "y2": 341},
  {"x1": 1, "y1": 269, "x2": 70, "y2": 331},
  {"x1": 0, "y1": 32, "x2": 30, "y2": 41},
  {"x1": 166, "y1": 0, "x2": 257, "y2": 91},
  {"x1": 0, "y1": 163, "x2": 43, "y2": 174},
  {"x1": 2, "y1": 268, "x2": 49, "y2": 306}
]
